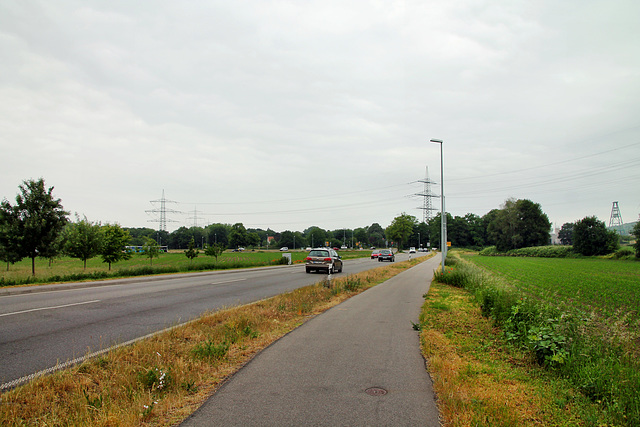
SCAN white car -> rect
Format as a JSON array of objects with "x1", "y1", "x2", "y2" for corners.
[
  {"x1": 280, "y1": 247, "x2": 289, "y2": 251},
  {"x1": 409, "y1": 247, "x2": 416, "y2": 253}
]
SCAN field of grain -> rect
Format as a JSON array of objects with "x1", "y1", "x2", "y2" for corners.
[{"x1": 464, "y1": 255, "x2": 640, "y2": 321}]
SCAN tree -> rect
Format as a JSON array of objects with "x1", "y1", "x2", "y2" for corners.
[
  {"x1": 0, "y1": 204, "x2": 22, "y2": 271},
  {"x1": 63, "y1": 216, "x2": 103, "y2": 269},
  {"x1": 573, "y1": 216, "x2": 619, "y2": 256},
  {"x1": 487, "y1": 199, "x2": 550, "y2": 252},
  {"x1": 141, "y1": 237, "x2": 160, "y2": 265},
  {"x1": 386, "y1": 213, "x2": 418, "y2": 250},
  {"x1": 205, "y1": 223, "x2": 230, "y2": 248},
  {"x1": 278, "y1": 231, "x2": 295, "y2": 249},
  {"x1": 354, "y1": 227, "x2": 368, "y2": 248},
  {"x1": 204, "y1": 243, "x2": 225, "y2": 261},
  {"x1": 368, "y1": 223, "x2": 386, "y2": 248},
  {"x1": 229, "y1": 223, "x2": 248, "y2": 249},
  {"x1": 632, "y1": 221, "x2": 640, "y2": 258},
  {"x1": 169, "y1": 226, "x2": 193, "y2": 250},
  {"x1": 185, "y1": 237, "x2": 199, "y2": 263},
  {"x1": 0, "y1": 178, "x2": 68, "y2": 275},
  {"x1": 101, "y1": 223, "x2": 132, "y2": 270},
  {"x1": 558, "y1": 222, "x2": 575, "y2": 245},
  {"x1": 428, "y1": 212, "x2": 452, "y2": 250},
  {"x1": 304, "y1": 226, "x2": 327, "y2": 248}
]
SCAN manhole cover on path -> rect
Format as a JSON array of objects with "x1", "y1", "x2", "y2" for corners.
[{"x1": 365, "y1": 387, "x2": 388, "y2": 396}]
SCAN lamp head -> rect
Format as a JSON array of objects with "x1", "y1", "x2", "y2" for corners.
[{"x1": 430, "y1": 138, "x2": 443, "y2": 143}]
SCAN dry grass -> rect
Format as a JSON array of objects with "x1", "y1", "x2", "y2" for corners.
[
  {"x1": 420, "y1": 281, "x2": 608, "y2": 426},
  {"x1": 0, "y1": 256, "x2": 431, "y2": 426}
]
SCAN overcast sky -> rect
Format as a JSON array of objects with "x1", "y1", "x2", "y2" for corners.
[{"x1": 1, "y1": 1, "x2": 639, "y2": 234}]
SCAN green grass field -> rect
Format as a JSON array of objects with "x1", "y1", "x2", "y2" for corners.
[
  {"x1": 1, "y1": 250, "x2": 371, "y2": 286},
  {"x1": 463, "y1": 255, "x2": 640, "y2": 321}
]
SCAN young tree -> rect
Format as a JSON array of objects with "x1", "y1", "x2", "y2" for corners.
[
  {"x1": 573, "y1": 216, "x2": 619, "y2": 256},
  {"x1": 0, "y1": 178, "x2": 68, "y2": 275},
  {"x1": 141, "y1": 237, "x2": 160, "y2": 266},
  {"x1": 101, "y1": 223, "x2": 132, "y2": 270},
  {"x1": 204, "y1": 243, "x2": 225, "y2": 261},
  {"x1": 63, "y1": 216, "x2": 103, "y2": 269},
  {"x1": 185, "y1": 237, "x2": 199, "y2": 263}
]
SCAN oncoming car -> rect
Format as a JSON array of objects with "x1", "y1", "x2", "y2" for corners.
[
  {"x1": 305, "y1": 248, "x2": 343, "y2": 274},
  {"x1": 377, "y1": 249, "x2": 395, "y2": 262}
]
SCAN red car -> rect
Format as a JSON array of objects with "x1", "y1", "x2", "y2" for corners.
[{"x1": 371, "y1": 250, "x2": 381, "y2": 259}]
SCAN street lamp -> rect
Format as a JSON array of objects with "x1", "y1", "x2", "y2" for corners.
[{"x1": 430, "y1": 138, "x2": 446, "y2": 273}]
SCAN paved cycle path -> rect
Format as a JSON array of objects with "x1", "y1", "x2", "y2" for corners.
[{"x1": 182, "y1": 256, "x2": 442, "y2": 426}]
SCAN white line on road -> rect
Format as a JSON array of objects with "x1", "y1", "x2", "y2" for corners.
[{"x1": 0, "y1": 300, "x2": 101, "y2": 317}]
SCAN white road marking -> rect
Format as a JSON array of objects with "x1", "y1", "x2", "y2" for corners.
[{"x1": 0, "y1": 300, "x2": 101, "y2": 317}]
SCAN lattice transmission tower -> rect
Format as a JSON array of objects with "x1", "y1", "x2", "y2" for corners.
[
  {"x1": 414, "y1": 166, "x2": 439, "y2": 223},
  {"x1": 187, "y1": 205, "x2": 205, "y2": 228},
  {"x1": 146, "y1": 190, "x2": 180, "y2": 232},
  {"x1": 609, "y1": 201, "x2": 624, "y2": 234}
]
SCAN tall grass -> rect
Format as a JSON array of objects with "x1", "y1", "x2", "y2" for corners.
[{"x1": 436, "y1": 252, "x2": 640, "y2": 426}]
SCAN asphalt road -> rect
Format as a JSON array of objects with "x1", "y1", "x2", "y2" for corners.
[
  {"x1": 0, "y1": 252, "x2": 424, "y2": 389},
  {"x1": 182, "y1": 255, "x2": 441, "y2": 426}
]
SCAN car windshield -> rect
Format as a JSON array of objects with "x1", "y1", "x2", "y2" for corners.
[
  {"x1": 309, "y1": 250, "x2": 329, "y2": 257},
  {"x1": 380, "y1": 250, "x2": 390, "y2": 254}
]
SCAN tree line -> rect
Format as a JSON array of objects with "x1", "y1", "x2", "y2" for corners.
[{"x1": 2, "y1": 179, "x2": 637, "y2": 276}]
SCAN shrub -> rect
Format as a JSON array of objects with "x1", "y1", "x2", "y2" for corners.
[{"x1": 612, "y1": 246, "x2": 635, "y2": 259}]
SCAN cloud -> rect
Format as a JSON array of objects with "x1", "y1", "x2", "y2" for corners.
[{"x1": 1, "y1": 0, "x2": 639, "y2": 232}]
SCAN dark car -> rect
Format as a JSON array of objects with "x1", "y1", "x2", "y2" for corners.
[
  {"x1": 371, "y1": 250, "x2": 381, "y2": 259},
  {"x1": 305, "y1": 248, "x2": 343, "y2": 274},
  {"x1": 377, "y1": 249, "x2": 395, "y2": 262}
]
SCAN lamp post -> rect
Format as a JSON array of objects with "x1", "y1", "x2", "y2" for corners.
[{"x1": 430, "y1": 138, "x2": 446, "y2": 273}]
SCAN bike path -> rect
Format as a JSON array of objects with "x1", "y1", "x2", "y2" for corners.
[{"x1": 182, "y1": 256, "x2": 442, "y2": 426}]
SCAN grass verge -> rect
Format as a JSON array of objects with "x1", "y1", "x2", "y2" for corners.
[{"x1": 0, "y1": 255, "x2": 432, "y2": 426}]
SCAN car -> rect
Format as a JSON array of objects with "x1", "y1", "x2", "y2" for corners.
[
  {"x1": 305, "y1": 248, "x2": 343, "y2": 274},
  {"x1": 371, "y1": 250, "x2": 381, "y2": 259},
  {"x1": 378, "y1": 249, "x2": 395, "y2": 262},
  {"x1": 409, "y1": 247, "x2": 416, "y2": 253},
  {"x1": 280, "y1": 247, "x2": 289, "y2": 251},
  {"x1": 340, "y1": 245, "x2": 347, "y2": 250}
]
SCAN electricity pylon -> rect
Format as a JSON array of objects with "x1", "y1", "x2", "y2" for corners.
[
  {"x1": 415, "y1": 166, "x2": 439, "y2": 223},
  {"x1": 146, "y1": 190, "x2": 180, "y2": 232}
]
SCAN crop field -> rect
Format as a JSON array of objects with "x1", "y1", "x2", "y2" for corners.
[{"x1": 463, "y1": 255, "x2": 640, "y2": 321}]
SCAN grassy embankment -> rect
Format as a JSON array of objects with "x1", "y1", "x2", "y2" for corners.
[
  {"x1": 0, "y1": 250, "x2": 370, "y2": 288},
  {"x1": 0, "y1": 254, "x2": 431, "y2": 426},
  {"x1": 420, "y1": 251, "x2": 640, "y2": 426}
]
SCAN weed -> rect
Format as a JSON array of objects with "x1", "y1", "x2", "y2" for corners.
[
  {"x1": 138, "y1": 367, "x2": 172, "y2": 391},
  {"x1": 83, "y1": 389, "x2": 104, "y2": 411},
  {"x1": 191, "y1": 340, "x2": 230, "y2": 362}
]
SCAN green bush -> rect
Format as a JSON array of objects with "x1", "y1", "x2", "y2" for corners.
[{"x1": 612, "y1": 246, "x2": 635, "y2": 259}]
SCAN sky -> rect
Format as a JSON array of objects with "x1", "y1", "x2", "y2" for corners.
[{"x1": 1, "y1": 0, "x2": 639, "y2": 234}]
